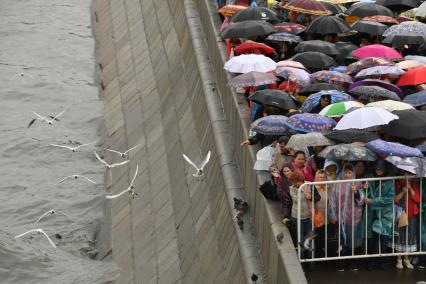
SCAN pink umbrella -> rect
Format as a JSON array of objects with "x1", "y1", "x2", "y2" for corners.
[{"x1": 352, "y1": 44, "x2": 403, "y2": 60}]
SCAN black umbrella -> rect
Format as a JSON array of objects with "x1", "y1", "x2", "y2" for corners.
[
  {"x1": 351, "y1": 20, "x2": 389, "y2": 35},
  {"x1": 220, "y1": 20, "x2": 274, "y2": 39},
  {"x1": 319, "y1": 1, "x2": 344, "y2": 14},
  {"x1": 249, "y1": 89, "x2": 297, "y2": 110},
  {"x1": 324, "y1": 129, "x2": 378, "y2": 143},
  {"x1": 350, "y1": 85, "x2": 401, "y2": 101},
  {"x1": 291, "y1": 52, "x2": 337, "y2": 69},
  {"x1": 305, "y1": 16, "x2": 351, "y2": 35},
  {"x1": 335, "y1": 41, "x2": 358, "y2": 60},
  {"x1": 232, "y1": 7, "x2": 278, "y2": 23},
  {"x1": 295, "y1": 40, "x2": 340, "y2": 55},
  {"x1": 375, "y1": 0, "x2": 418, "y2": 9},
  {"x1": 383, "y1": 109, "x2": 426, "y2": 140},
  {"x1": 299, "y1": 83, "x2": 345, "y2": 95},
  {"x1": 346, "y1": 3, "x2": 394, "y2": 17},
  {"x1": 382, "y1": 33, "x2": 426, "y2": 45}
]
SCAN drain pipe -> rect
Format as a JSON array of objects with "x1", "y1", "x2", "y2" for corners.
[{"x1": 183, "y1": 1, "x2": 265, "y2": 283}]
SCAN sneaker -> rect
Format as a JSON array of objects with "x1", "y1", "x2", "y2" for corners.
[
  {"x1": 403, "y1": 259, "x2": 414, "y2": 269},
  {"x1": 396, "y1": 259, "x2": 403, "y2": 269}
]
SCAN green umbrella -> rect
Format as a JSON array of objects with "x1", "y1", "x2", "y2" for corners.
[{"x1": 319, "y1": 101, "x2": 364, "y2": 117}]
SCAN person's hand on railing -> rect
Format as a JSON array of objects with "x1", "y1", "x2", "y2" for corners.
[
  {"x1": 282, "y1": 218, "x2": 290, "y2": 225},
  {"x1": 364, "y1": 198, "x2": 372, "y2": 205},
  {"x1": 240, "y1": 139, "x2": 251, "y2": 147},
  {"x1": 363, "y1": 181, "x2": 369, "y2": 190},
  {"x1": 351, "y1": 183, "x2": 358, "y2": 193}
]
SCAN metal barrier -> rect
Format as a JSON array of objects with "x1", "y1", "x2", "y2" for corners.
[{"x1": 295, "y1": 175, "x2": 425, "y2": 262}]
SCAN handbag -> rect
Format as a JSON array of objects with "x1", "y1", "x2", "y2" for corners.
[
  {"x1": 398, "y1": 209, "x2": 409, "y2": 228},
  {"x1": 305, "y1": 194, "x2": 325, "y2": 228}
]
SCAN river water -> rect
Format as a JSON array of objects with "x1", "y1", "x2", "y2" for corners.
[{"x1": 0, "y1": 0, "x2": 118, "y2": 283}]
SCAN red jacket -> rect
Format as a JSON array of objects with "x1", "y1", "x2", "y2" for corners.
[{"x1": 395, "y1": 180, "x2": 420, "y2": 217}]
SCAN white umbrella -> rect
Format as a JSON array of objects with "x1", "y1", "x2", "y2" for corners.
[
  {"x1": 224, "y1": 54, "x2": 277, "y2": 73},
  {"x1": 416, "y1": 2, "x2": 426, "y2": 18},
  {"x1": 366, "y1": 100, "x2": 414, "y2": 112},
  {"x1": 286, "y1": 132, "x2": 334, "y2": 148},
  {"x1": 334, "y1": 106, "x2": 399, "y2": 130}
]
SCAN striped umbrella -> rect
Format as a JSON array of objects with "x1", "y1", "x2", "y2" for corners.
[
  {"x1": 312, "y1": 70, "x2": 353, "y2": 85},
  {"x1": 319, "y1": 101, "x2": 364, "y2": 117}
]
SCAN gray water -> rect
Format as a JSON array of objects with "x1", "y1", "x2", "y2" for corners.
[{"x1": 0, "y1": 0, "x2": 119, "y2": 283}]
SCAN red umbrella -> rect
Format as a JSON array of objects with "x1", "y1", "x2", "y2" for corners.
[
  {"x1": 234, "y1": 41, "x2": 275, "y2": 55},
  {"x1": 362, "y1": 15, "x2": 399, "y2": 24},
  {"x1": 282, "y1": 0, "x2": 332, "y2": 16},
  {"x1": 396, "y1": 67, "x2": 426, "y2": 86},
  {"x1": 352, "y1": 44, "x2": 402, "y2": 60},
  {"x1": 274, "y1": 22, "x2": 306, "y2": 34}
]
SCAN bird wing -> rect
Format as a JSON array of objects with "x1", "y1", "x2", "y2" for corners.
[
  {"x1": 124, "y1": 144, "x2": 141, "y2": 154},
  {"x1": 57, "y1": 176, "x2": 72, "y2": 184},
  {"x1": 27, "y1": 119, "x2": 37, "y2": 128},
  {"x1": 32, "y1": 111, "x2": 49, "y2": 122},
  {"x1": 105, "y1": 188, "x2": 131, "y2": 199},
  {"x1": 77, "y1": 175, "x2": 97, "y2": 184},
  {"x1": 130, "y1": 164, "x2": 139, "y2": 186},
  {"x1": 94, "y1": 151, "x2": 110, "y2": 167},
  {"x1": 34, "y1": 211, "x2": 52, "y2": 225},
  {"x1": 105, "y1": 148, "x2": 123, "y2": 155},
  {"x1": 52, "y1": 110, "x2": 65, "y2": 121},
  {"x1": 182, "y1": 154, "x2": 199, "y2": 170},
  {"x1": 50, "y1": 144, "x2": 73, "y2": 150},
  {"x1": 109, "y1": 159, "x2": 130, "y2": 168},
  {"x1": 199, "y1": 150, "x2": 211, "y2": 170},
  {"x1": 38, "y1": 229, "x2": 57, "y2": 248},
  {"x1": 75, "y1": 141, "x2": 96, "y2": 149}
]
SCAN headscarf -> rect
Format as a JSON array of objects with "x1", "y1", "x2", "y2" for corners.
[{"x1": 324, "y1": 159, "x2": 339, "y2": 181}]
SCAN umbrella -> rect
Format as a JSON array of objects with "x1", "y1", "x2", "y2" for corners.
[
  {"x1": 335, "y1": 41, "x2": 358, "y2": 58},
  {"x1": 218, "y1": 5, "x2": 248, "y2": 17},
  {"x1": 295, "y1": 40, "x2": 340, "y2": 55},
  {"x1": 352, "y1": 44, "x2": 402, "y2": 60},
  {"x1": 276, "y1": 60, "x2": 306, "y2": 70},
  {"x1": 366, "y1": 139, "x2": 424, "y2": 157},
  {"x1": 385, "y1": 156, "x2": 426, "y2": 177},
  {"x1": 382, "y1": 33, "x2": 426, "y2": 45},
  {"x1": 284, "y1": 113, "x2": 336, "y2": 133},
  {"x1": 286, "y1": 132, "x2": 335, "y2": 148},
  {"x1": 375, "y1": 0, "x2": 418, "y2": 9},
  {"x1": 291, "y1": 52, "x2": 337, "y2": 69},
  {"x1": 312, "y1": 70, "x2": 353, "y2": 85},
  {"x1": 224, "y1": 54, "x2": 277, "y2": 73},
  {"x1": 274, "y1": 22, "x2": 306, "y2": 34},
  {"x1": 227, "y1": 72, "x2": 278, "y2": 88},
  {"x1": 319, "y1": 101, "x2": 364, "y2": 117},
  {"x1": 348, "y1": 79, "x2": 404, "y2": 98},
  {"x1": 319, "y1": 144, "x2": 377, "y2": 161},
  {"x1": 334, "y1": 106, "x2": 399, "y2": 130},
  {"x1": 346, "y1": 3, "x2": 394, "y2": 17},
  {"x1": 349, "y1": 85, "x2": 401, "y2": 101},
  {"x1": 305, "y1": 16, "x2": 352, "y2": 34},
  {"x1": 220, "y1": 20, "x2": 274, "y2": 39},
  {"x1": 403, "y1": 90, "x2": 426, "y2": 107},
  {"x1": 266, "y1": 32, "x2": 303, "y2": 43},
  {"x1": 323, "y1": 129, "x2": 378, "y2": 143},
  {"x1": 405, "y1": 55, "x2": 426, "y2": 64},
  {"x1": 366, "y1": 100, "x2": 414, "y2": 111},
  {"x1": 249, "y1": 89, "x2": 297, "y2": 110},
  {"x1": 251, "y1": 115, "x2": 289, "y2": 135},
  {"x1": 276, "y1": 67, "x2": 312, "y2": 87},
  {"x1": 397, "y1": 66, "x2": 426, "y2": 86},
  {"x1": 232, "y1": 7, "x2": 278, "y2": 23},
  {"x1": 416, "y1": 1, "x2": 426, "y2": 18},
  {"x1": 383, "y1": 21, "x2": 426, "y2": 37},
  {"x1": 299, "y1": 83, "x2": 345, "y2": 95},
  {"x1": 283, "y1": 0, "x2": 332, "y2": 16},
  {"x1": 301, "y1": 90, "x2": 353, "y2": 112},
  {"x1": 346, "y1": 57, "x2": 393, "y2": 75},
  {"x1": 397, "y1": 60, "x2": 425, "y2": 70},
  {"x1": 351, "y1": 20, "x2": 389, "y2": 35},
  {"x1": 321, "y1": 0, "x2": 359, "y2": 4},
  {"x1": 234, "y1": 41, "x2": 275, "y2": 55},
  {"x1": 363, "y1": 15, "x2": 399, "y2": 24},
  {"x1": 382, "y1": 109, "x2": 426, "y2": 139},
  {"x1": 355, "y1": 65, "x2": 405, "y2": 78},
  {"x1": 319, "y1": 1, "x2": 345, "y2": 14}
]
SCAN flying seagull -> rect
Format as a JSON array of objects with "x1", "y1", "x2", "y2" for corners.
[
  {"x1": 29, "y1": 110, "x2": 65, "y2": 127},
  {"x1": 15, "y1": 229, "x2": 57, "y2": 248},
  {"x1": 106, "y1": 164, "x2": 139, "y2": 199},
  {"x1": 94, "y1": 151, "x2": 130, "y2": 169},
  {"x1": 105, "y1": 144, "x2": 141, "y2": 158},
  {"x1": 298, "y1": 231, "x2": 317, "y2": 252},
  {"x1": 50, "y1": 141, "x2": 96, "y2": 152},
  {"x1": 57, "y1": 175, "x2": 97, "y2": 185},
  {"x1": 34, "y1": 209, "x2": 70, "y2": 225},
  {"x1": 182, "y1": 150, "x2": 211, "y2": 178}
]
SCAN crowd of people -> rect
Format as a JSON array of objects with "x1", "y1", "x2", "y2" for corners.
[{"x1": 214, "y1": 0, "x2": 426, "y2": 272}]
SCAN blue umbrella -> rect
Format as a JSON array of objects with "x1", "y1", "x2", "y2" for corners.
[
  {"x1": 403, "y1": 90, "x2": 426, "y2": 107},
  {"x1": 284, "y1": 113, "x2": 336, "y2": 133},
  {"x1": 301, "y1": 90, "x2": 353, "y2": 113},
  {"x1": 251, "y1": 115, "x2": 288, "y2": 135},
  {"x1": 366, "y1": 139, "x2": 424, "y2": 158}
]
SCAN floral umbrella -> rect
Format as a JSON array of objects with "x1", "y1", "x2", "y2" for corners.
[
  {"x1": 334, "y1": 106, "x2": 399, "y2": 130},
  {"x1": 283, "y1": 0, "x2": 332, "y2": 16},
  {"x1": 346, "y1": 57, "x2": 393, "y2": 75},
  {"x1": 312, "y1": 70, "x2": 353, "y2": 85},
  {"x1": 366, "y1": 100, "x2": 414, "y2": 111},
  {"x1": 319, "y1": 101, "x2": 364, "y2": 117},
  {"x1": 251, "y1": 115, "x2": 289, "y2": 135},
  {"x1": 385, "y1": 156, "x2": 426, "y2": 177},
  {"x1": 274, "y1": 22, "x2": 306, "y2": 34},
  {"x1": 319, "y1": 144, "x2": 377, "y2": 161},
  {"x1": 284, "y1": 113, "x2": 336, "y2": 133},
  {"x1": 227, "y1": 71, "x2": 278, "y2": 88},
  {"x1": 301, "y1": 90, "x2": 353, "y2": 112},
  {"x1": 382, "y1": 21, "x2": 426, "y2": 37},
  {"x1": 366, "y1": 139, "x2": 424, "y2": 157},
  {"x1": 276, "y1": 67, "x2": 312, "y2": 87},
  {"x1": 355, "y1": 65, "x2": 405, "y2": 78},
  {"x1": 352, "y1": 44, "x2": 402, "y2": 60},
  {"x1": 363, "y1": 15, "x2": 399, "y2": 24},
  {"x1": 218, "y1": 5, "x2": 248, "y2": 17}
]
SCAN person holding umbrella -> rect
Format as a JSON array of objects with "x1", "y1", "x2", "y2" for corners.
[{"x1": 310, "y1": 94, "x2": 332, "y2": 113}]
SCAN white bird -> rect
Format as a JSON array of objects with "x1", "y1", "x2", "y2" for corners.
[
  {"x1": 106, "y1": 164, "x2": 139, "y2": 199},
  {"x1": 94, "y1": 151, "x2": 130, "y2": 168},
  {"x1": 105, "y1": 144, "x2": 141, "y2": 158},
  {"x1": 182, "y1": 151, "x2": 211, "y2": 178},
  {"x1": 15, "y1": 229, "x2": 57, "y2": 248},
  {"x1": 50, "y1": 141, "x2": 96, "y2": 152},
  {"x1": 34, "y1": 209, "x2": 70, "y2": 225},
  {"x1": 31, "y1": 110, "x2": 65, "y2": 126},
  {"x1": 57, "y1": 174, "x2": 97, "y2": 185}
]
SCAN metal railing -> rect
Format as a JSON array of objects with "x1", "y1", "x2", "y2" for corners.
[{"x1": 296, "y1": 175, "x2": 425, "y2": 262}]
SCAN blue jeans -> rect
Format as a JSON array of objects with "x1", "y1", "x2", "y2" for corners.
[{"x1": 291, "y1": 217, "x2": 313, "y2": 259}]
